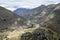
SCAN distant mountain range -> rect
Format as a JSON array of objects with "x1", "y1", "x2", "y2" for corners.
[
  {"x1": 14, "y1": 5, "x2": 47, "y2": 17},
  {"x1": 14, "y1": 8, "x2": 32, "y2": 16}
]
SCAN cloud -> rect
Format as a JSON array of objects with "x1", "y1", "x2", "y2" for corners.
[{"x1": 0, "y1": 0, "x2": 60, "y2": 11}]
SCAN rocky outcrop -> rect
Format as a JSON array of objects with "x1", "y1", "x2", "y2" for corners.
[{"x1": 20, "y1": 28, "x2": 59, "y2": 40}]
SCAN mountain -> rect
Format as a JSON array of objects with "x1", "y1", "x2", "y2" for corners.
[
  {"x1": 14, "y1": 8, "x2": 32, "y2": 16},
  {"x1": 0, "y1": 6, "x2": 27, "y2": 32},
  {"x1": 14, "y1": 5, "x2": 47, "y2": 18},
  {"x1": 27, "y1": 3, "x2": 60, "y2": 34},
  {"x1": 14, "y1": 4, "x2": 60, "y2": 34},
  {"x1": 0, "y1": 4, "x2": 60, "y2": 40}
]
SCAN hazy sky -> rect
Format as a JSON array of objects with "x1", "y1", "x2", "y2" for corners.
[{"x1": 0, "y1": 0, "x2": 60, "y2": 11}]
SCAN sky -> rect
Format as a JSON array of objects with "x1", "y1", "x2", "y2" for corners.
[{"x1": 0, "y1": 0, "x2": 60, "y2": 11}]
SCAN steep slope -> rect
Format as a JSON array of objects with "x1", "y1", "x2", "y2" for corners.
[
  {"x1": 47, "y1": 5, "x2": 60, "y2": 33},
  {"x1": 29, "y1": 3, "x2": 60, "y2": 34},
  {"x1": 25, "y1": 5, "x2": 47, "y2": 19},
  {"x1": 40, "y1": 3, "x2": 60, "y2": 34},
  {"x1": 0, "y1": 6, "x2": 27, "y2": 32}
]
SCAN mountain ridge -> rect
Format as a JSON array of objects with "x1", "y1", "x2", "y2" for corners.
[{"x1": 0, "y1": 6, "x2": 27, "y2": 32}]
